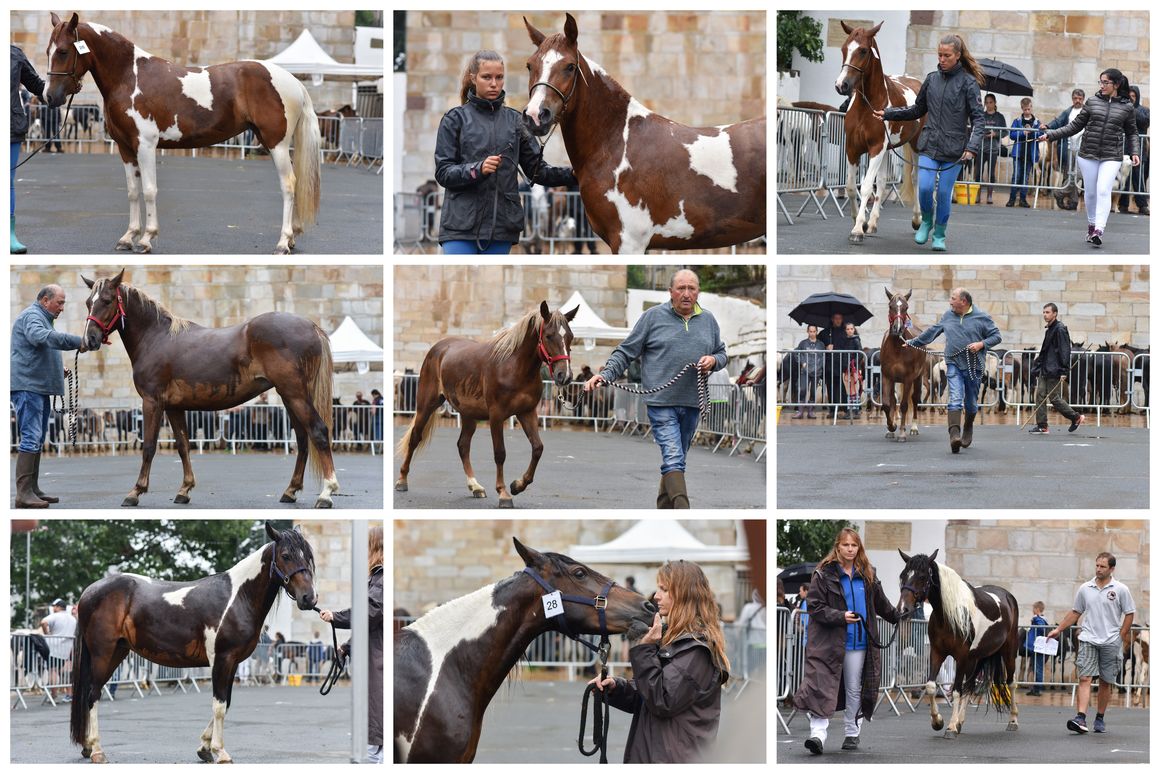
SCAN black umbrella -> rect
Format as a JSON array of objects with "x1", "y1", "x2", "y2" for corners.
[
  {"x1": 788, "y1": 292, "x2": 873, "y2": 328},
  {"x1": 978, "y1": 58, "x2": 1033, "y2": 97},
  {"x1": 777, "y1": 562, "x2": 818, "y2": 590}
]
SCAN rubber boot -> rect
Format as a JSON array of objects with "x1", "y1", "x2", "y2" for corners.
[
  {"x1": 656, "y1": 476, "x2": 672, "y2": 509},
  {"x1": 931, "y1": 223, "x2": 947, "y2": 251},
  {"x1": 947, "y1": 409, "x2": 962, "y2": 454},
  {"x1": 31, "y1": 453, "x2": 59, "y2": 503},
  {"x1": 960, "y1": 412, "x2": 976, "y2": 448},
  {"x1": 914, "y1": 212, "x2": 933, "y2": 245},
  {"x1": 661, "y1": 471, "x2": 690, "y2": 509},
  {"x1": 15, "y1": 452, "x2": 49, "y2": 509},
  {"x1": 11, "y1": 216, "x2": 27, "y2": 254}
]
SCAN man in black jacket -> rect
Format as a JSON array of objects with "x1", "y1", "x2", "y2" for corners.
[{"x1": 1029, "y1": 303, "x2": 1085, "y2": 434}]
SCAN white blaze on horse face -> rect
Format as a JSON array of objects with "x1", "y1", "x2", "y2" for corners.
[
  {"x1": 969, "y1": 591, "x2": 1005, "y2": 650},
  {"x1": 163, "y1": 586, "x2": 196, "y2": 606},
  {"x1": 835, "y1": 41, "x2": 860, "y2": 90},
  {"x1": 525, "y1": 48, "x2": 565, "y2": 127},
  {"x1": 179, "y1": 69, "x2": 214, "y2": 111},
  {"x1": 83, "y1": 278, "x2": 104, "y2": 345},
  {"x1": 684, "y1": 130, "x2": 738, "y2": 193}
]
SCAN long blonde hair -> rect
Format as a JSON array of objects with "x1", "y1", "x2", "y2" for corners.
[
  {"x1": 460, "y1": 49, "x2": 503, "y2": 104},
  {"x1": 368, "y1": 524, "x2": 383, "y2": 573},
  {"x1": 940, "y1": 33, "x2": 985, "y2": 86},
  {"x1": 657, "y1": 560, "x2": 730, "y2": 677},
  {"x1": 820, "y1": 527, "x2": 875, "y2": 584}
]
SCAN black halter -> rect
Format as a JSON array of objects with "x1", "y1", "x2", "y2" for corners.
[
  {"x1": 521, "y1": 566, "x2": 612, "y2": 651},
  {"x1": 527, "y1": 60, "x2": 583, "y2": 116},
  {"x1": 269, "y1": 547, "x2": 313, "y2": 602}
]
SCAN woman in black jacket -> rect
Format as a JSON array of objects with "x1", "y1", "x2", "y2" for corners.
[
  {"x1": 875, "y1": 33, "x2": 985, "y2": 252},
  {"x1": 10, "y1": 45, "x2": 45, "y2": 255},
  {"x1": 1044, "y1": 68, "x2": 1140, "y2": 246},
  {"x1": 434, "y1": 50, "x2": 576, "y2": 254}
]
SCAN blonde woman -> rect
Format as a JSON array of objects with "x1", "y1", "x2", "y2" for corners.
[{"x1": 589, "y1": 560, "x2": 730, "y2": 762}]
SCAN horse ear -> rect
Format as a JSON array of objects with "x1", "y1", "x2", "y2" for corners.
[
  {"x1": 265, "y1": 521, "x2": 280, "y2": 542},
  {"x1": 111, "y1": 268, "x2": 126, "y2": 287},
  {"x1": 905, "y1": 289, "x2": 912, "y2": 301},
  {"x1": 840, "y1": 20, "x2": 854, "y2": 34},
  {"x1": 67, "y1": 12, "x2": 79, "y2": 33},
  {"x1": 884, "y1": 286, "x2": 894, "y2": 302},
  {"x1": 524, "y1": 16, "x2": 546, "y2": 46},
  {"x1": 898, "y1": 548, "x2": 911, "y2": 563},
  {"x1": 564, "y1": 13, "x2": 579, "y2": 45},
  {"x1": 539, "y1": 300, "x2": 551, "y2": 321},
  {"x1": 513, "y1": 537, "x2": 543, "y2": 567},
  {"x1": 51, "y1": 12, "x2": 62, "y2": 27},
  {"x1": 564, "y1": 306, "x2": 579, "y2": 322},
  {"x1": 930, "y1": 548, "x2": 939, "y2": 562},
  {"x1": 869, "y1": 20, "x2": 884, "y2": 35},
  {"x1": 82, "y1": 275, "x2": 95, "y2": 289}
]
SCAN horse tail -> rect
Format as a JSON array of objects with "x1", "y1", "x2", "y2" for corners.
[
  {"x1": 70, "y1": 626, "x2": 91, "y2": 747},
  {"x1": 308, "y1": 325, "x2": 334, "y2": 483},
  {"x1": 967, "y1": 651, "x2": 1014, "y2": 714},
  {"x1": 396, "y1": 408, "x2": 436, "y2": 462},
  {"x1": 292, "y1": 83, "x2": 322, "y2": 231}
]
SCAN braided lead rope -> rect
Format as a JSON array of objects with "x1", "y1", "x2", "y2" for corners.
[
  {"x1": 603, "y1": 363, "x2": 711, "y2": 419},
  {"x1": 53, "y1": 351, "x2": 80, "y2": 447},
  {"x1": 902, "y1": 341, "x2": 983, "y2": 383}
]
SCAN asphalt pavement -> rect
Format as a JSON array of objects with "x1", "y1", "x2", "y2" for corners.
[
  {"x1": 776, "y1": 419, "x2": 1147, "y2": 509},
  {"x1": 16, "y1": 451, "x2": 384, "y2": 509},
  {"x1": 14, "y1": 153, "x2": 383, "y2": 254},
  {"x1": 392, "y1": 425, "x2": 766, "y2": 509},
  {"x1": 776, "y1": 195, "x2": 1149, "y2": 254},
  {"x1": 10, "y1": 684, "x2": 355, "y2": 764},
  {"x1": 777, "y1": 703, "x2": 1148, "y2": 763}
]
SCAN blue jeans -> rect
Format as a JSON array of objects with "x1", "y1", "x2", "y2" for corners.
[
  {"x1": 440, "y1": 239, "x2": 512, "y2": 255},
  {"x1": 945, "y1": 363, "x2": 979, "y2": 414},
  {"x1": 1009, "y1": 153, "x2": 1035, "y2": 202},
  {"x1": 12, "y1": 390, "x2": 51, "y2": 452},
  {"x1": 647, "y1": 405, "x2": 700, "y2": 474},
  {"x1": 917, "y1": 155, "x2": 962, "y2": 226}
]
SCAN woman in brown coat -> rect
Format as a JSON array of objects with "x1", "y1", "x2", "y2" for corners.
[{"x1": 793, "y1": 528, "x2": 899, "y2": 755}]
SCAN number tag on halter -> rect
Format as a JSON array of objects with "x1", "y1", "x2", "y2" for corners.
[
  {"x1": 73, "y1": 40, "x2": 90, "y2": 55},
  {"x1": 541, "y1": 591, "x2": 564, "y2": 619}
]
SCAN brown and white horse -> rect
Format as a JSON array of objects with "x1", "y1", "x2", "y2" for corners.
[
  {"x1": 523, "y1": 14, "x2": 765, "y2": 254},
  {"x1": 44, "y1": 12, "x2": 321, "y2": 254},
  {"x1": 834, "y1": 21, "x2": 923, "y2": 244},
  {"x1": 881, "y1": 288, "x2": 928, "y2": 441}
]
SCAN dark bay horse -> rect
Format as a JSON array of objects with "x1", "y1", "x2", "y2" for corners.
[
  {"x1": 44, "y1": 13, "x2": 321, "y2": 254},
  {"x1": 394, "y1": 538, "x2": 655, "y2": 762},
  {"x1": 70, "y1": 522, "x2": 317, "y2": 763},
  {"x1": 834, "y1": 21, "x2": 924, "y2": 244},
  {"x1": 897, "y1": 549, "x2": 1020, "y2": 738},
  {"x1": 523, "y1": 14, "x2": 765, "y2": 253},
  {"x1": 881, "y1": 288, "x2": 928, "y2": 440},
  {"x1": 81, "y1": 269, "x2": 339, "y2": 507},
  {"x1": 394, "y1": 301, "x2": 577, "y2": 507}
]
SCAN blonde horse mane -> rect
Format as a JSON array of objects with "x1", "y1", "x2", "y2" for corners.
[
  {"x1": 933, "y1": 560, "x2": 977, "y2": 642},
  {"x1": 488, "y1": 311, "x2": 540, "y2": 364}
]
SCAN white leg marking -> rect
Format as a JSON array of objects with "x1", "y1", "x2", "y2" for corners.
[
  {"x1": 269, "y1": 141, "x2": 296, "y2": 253},
  {"x1": 85, "y1": 702, "x2": 102, "y2": 755},
  {"x1": 209, "y1": 696, "x2": 231, "y2": 762},
  {"x1": 118, "y1": 164, "x2": 142, "y2": 249}
]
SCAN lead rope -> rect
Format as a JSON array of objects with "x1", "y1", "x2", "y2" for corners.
[
  {"x1": 903, "y1": 341, "x2": 983, "y2": 383},
  {"x1": 14, "y1": 92, "x2": 76, "y2": 170},
  {"x1": 52, "y1": 350, "x2": 81, "y2": 448},
  {"x1": 309, "y1": 604, "x2": 347, "y2": 696},
  {"x1": 597, "y1": 363, "x2": 711, "y2": 419},
  {"x1": 578, "y1": 637, "x2": 611, "y2": 763}
]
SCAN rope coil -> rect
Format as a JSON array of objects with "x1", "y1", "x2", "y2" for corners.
[
  {"x1": 903, "y1": 341, "x2": 983, "y2": 383},
  {"x1": 601, "y1": 362, "x2": 711, "y2": 419}
]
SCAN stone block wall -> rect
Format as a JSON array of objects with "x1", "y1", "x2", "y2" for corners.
[{"x1": 776, "y1": 264, "x2": 1149, "y2": 351}]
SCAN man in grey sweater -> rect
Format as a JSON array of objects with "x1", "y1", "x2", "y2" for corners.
[{"x1": 583, "y1": 269, "x2": 727, "y2": 507}]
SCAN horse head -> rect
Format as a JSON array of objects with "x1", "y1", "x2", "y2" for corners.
[
  {"x1": 884, "y1": 287, "x2": 913, "y2": 338},
  {"x1": 523, "y1": 13, "x2": 586, "y2": 136},
  {"x1": 81, "y1": 268, "x2": 128, "y2": 351},
  {"x1": 46, "y1": 12, "x2": 95, "y2": 106},
  {"x1": 896, "y1": 548, "x2": 939, "y2": 618},
  {"x1": 538, "y1": 301, "x2": 578, "y2": 387},
  {"x1": 514, "y1": 537, "x2": 656, "y2": 637},
  {"x1": 835, "y1": 20, "x2": 884, "y2": 97},
  {"x1": 265, "y1": 521, "x2": 317, "y2": 611}
]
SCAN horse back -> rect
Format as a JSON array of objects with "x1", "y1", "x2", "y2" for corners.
[{"x1": 420, "y1": 337, "x2": 539, "y2": 420}]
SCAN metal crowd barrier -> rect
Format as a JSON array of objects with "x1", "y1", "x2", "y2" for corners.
[
  {"x1": 272, "y1": 642, "x2": 346, "y2": 684},
  {"x1": 867, "y1": 349, "x2": 1002, "y2": 409},
  {"x1": 1000, "y1": 349, "x2": 1133, "y2": 427},
  {"x1": 776, "y1": 349, "x2": 870, "y2": 423},
  {"x1": 1130, "y1": 352, "x2": 1150, "y2": 427}
]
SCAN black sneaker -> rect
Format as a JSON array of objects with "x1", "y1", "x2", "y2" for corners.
[
  {"x1": 1091, "y1": 229, "x2": 1103, "y2": 246},
  {"x1": 805, "y1": 737, "x2": 824, "y2": 755},
  {"x1": 1067, "y1": 714, "x2": 1089, "y2": 733},
  {"x1": 1005, "y1": 200, "x2": 1016, "y2": 207},
  {"x1": 842, "y1": 736, "x2": 860, "y2": 750},
  {"x1": 1028, "y1": 426, "x2": 1050, "y2": 434},
  {"x1": 1069, "y1": 414, "x2": 1085, "y2": 432},
  {"x1": 1019, "y1": 200, "x2": 1031, "y2": 208}
]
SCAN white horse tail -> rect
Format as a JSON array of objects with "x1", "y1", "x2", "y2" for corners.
[{"x1": 293, "y1": 82, "x2": 322, "y2": 230}]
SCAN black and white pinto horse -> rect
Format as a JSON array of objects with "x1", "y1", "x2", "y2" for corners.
[
  {"x1": 394, "y1": 538, "x2": 655, "y2": 762},
  {"x1": 897, "y1": 549, "x2": 1020, "y2": 738}
]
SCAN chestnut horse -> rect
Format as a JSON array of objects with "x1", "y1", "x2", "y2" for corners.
[
  {"x1": 81, "y1": 269, "x2": 339, "y2": 508},
  {"x1": 395, "y1": 538, "x2": 655, "y2": 762},
  {"x1": 395, "y1": 301, "x2": 577, "y2": 507},
  {"x1": 834, "y1": 21, "x2": 924, "y2": 244},
  {"x1": 897, "y1": 550, "x2": 1020, "y2": 738},
  {"x1": 44, "y1": 12, "x2": 321, "y2": 254},
  {"x1": 70, "y1": 522, "x2": 318, "y2": 763},
  {"x1": 881, "y1": 288, "x2": 928, "y2": 441},
  {"x1": 523, "y1": 14, "x2": 765, "y2": 253}
]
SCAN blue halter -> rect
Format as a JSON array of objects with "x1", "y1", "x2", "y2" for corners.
[{"x1": 521, "y1": 566, "x2": 613, "y2": 655}]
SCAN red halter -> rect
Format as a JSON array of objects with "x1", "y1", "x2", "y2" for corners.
[
  {"x1": 536, "y1": 319, "x2": 571, "y2": 367},
  {"x1": 87, "y1": 288, "x2": 126, "y2": 344}
]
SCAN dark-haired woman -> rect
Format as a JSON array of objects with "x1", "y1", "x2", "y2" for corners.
[
  {"x1": 1043, "y1": 68, "x2": 1141, "y2": 246},
  {"x1": 434, "y1": 50, "x2": 576, "y2": 255},
  {"x1": 873, "y1": 34, "x2": 985, "y2": 251}
]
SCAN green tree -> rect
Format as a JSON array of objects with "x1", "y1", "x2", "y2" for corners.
[
  {"x1": 777, "y1": 11, "x2": 824, "y2": 73},
  {"x1": 776, "y1": 519, "x2": 854, "y2": 566}
]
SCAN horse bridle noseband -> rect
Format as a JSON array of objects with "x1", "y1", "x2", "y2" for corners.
[
  {"x1": 537, "y1": 319, "x2": 572, "y2": 368},
  {"x1": 86, "y1": 288, "x2": 126, "y2": 345},
  {"x1": 528, "y1": 58, "x2": 584, "y2": 117}
]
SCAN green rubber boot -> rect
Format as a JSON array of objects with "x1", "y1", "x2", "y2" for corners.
[
  {"x1": 914, "y1": 213, "x2": 934, "y2": 245},
  {"x1": 11, "y1": 216, "x2": 27, "y2": 254},
  {"x1": 931, "y1": 223, "x2": 947, "y2": 251}
]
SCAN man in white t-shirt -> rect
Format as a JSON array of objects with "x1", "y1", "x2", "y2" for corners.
[
  {"x1": 1046, "y1": 552, "x2": 1135, "y2": 734},
  {"x1": 40, "y1": 598, "x2": 77, "y2": 700}
]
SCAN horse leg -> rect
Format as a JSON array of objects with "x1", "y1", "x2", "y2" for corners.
[
  {"x1": 846, "y1": 160, "x2": 858, "y2": 224},
  {"x1": 115, "y1": 149, "x2": 143, "y2": 251},
  {"x1": 488, "y1": 414, "x2": 514, "y2": 508},
  {"x1": 134, "y1": 142, "x2": 160, "y2": 253},
  {"x1": 865, "y1": 151, "x2": 889, "y2": 234},
  {"x1": 926, "y1": 645, "x2": 945, "y2": 731},
  {"x1": 81, "y1": 639, "x2": 130, "y2": 764},
  {"x1": 850, "y1": 148, "x2": 886, "y2": 242},
  {"x1": 395, "y1": 376, "x2": 445, "y2": 492},
  {"x1": 1005, "y1": 635, "x2": 1021, "y2": 731},
  {"x1": 164, "y1": 409, "x2": 196, "y2": 504},
  {"x1": 282, "y1": 394, "x2": 339, "y2": 508},
  {"x1": 279, "y1": 413, "x2": 308, "y2": 503},
  {"x1": 945, "y1": 686, "x2": 964, "y2": 737},
  {"x1": 508, "y1": 411, "x2": 544, "y2": 496},
  {"x1": 198, "y1": 660, "x2": 238, "y2": 763},
  {"x1": 882, "y1": 376, "x2": 898, "y2": 439},
  {"x1": 268, "y1": 143, "x2": 297, "y2": 254},
  {"x1": 123, "y1": 401, "x2": 163, "y2": 506},
  {"x1": 909, "y1": 377, "x2": 922, "y2": 436},
  {"x1": 455, "y1": 420, "x2": 487, "y2": 498}
]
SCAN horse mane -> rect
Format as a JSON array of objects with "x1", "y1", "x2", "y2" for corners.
[
  {"x1": 123, "y1": 284, "x2": 192, "y2": 336},
  {"x1": 271, "y1": 527, "x2": 315, "y2": 569},
  {"x1": 488, "y1": 312, "x2": 540, "y2": 364},
  {"x1": 931, "y1": 560, "x2": 977, "y2": 641}
]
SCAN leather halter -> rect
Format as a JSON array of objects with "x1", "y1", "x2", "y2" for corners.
[
  {"x1": 900, "y1": 563, "x2": 933, "y2": 604},
  {"x1": 87, "y1": 288, "x2": 126, "y2": 345},
  {"x1": 47, "y1": 30, "x2": 87, "y2": 95},
  {"x1": 536, "y1": 319, "x2": 571, "y2": 368},
  {"x1": 269, "y1": 545, "x2": 313, "y2": 600},
  {"x1": 522, "y1": 566, "x2": 612, "y2": 655},
  {"x1": 528, "y1": 57, "x2": 584, "y2": 117}
]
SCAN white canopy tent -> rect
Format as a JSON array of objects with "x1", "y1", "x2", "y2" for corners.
[
  {"x1": 569, "y1": 519, "x2": 748, "y2": 564},
  {"x1": 559, "y1": 290, "x2": 631, "y2": 350},
  {"x1": 329, "y1": 316, "x2": 383, "y2": 374},
  {"x1": 265, "y1": 29, "x2": 384, "y2": 78}
]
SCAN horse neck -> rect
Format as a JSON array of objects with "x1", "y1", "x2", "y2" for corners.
[
  {"x1": 858, "y1": 45, "x2": 890, "y2": 108},
  {"x1": 228, "y1": 542, "x2": 282, "y2": 617},
  {"x1": 115, "y1": 287, "x2": 171, "y2": 360},
  {"x1": 560, "y1": 58, "x2": 631, "y2": 171},
  {"x1": 79, "y1": 26, "x2": 135, "y2": 101},
  {"x1": 499, "y1": 317, "x2": 544, "y2": 378}
]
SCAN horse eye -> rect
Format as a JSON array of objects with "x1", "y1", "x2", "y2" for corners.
[{"x1": 572, "y1": 568, "x2": 586, "y2": 578}]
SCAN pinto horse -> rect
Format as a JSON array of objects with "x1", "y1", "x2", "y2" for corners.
[
  {"x1": 834, "y1": 21, "x2": 924, "y2": 244},
  {"x1": 395, "y1": 301, "x2": 577, "y2": 507},
  {"x1": 523, "y1": 14, "x2": 765, "y2": 253},
  {"x1": 394, "y1": 538, "x2": 655, "y2": 762},
  {"x1": 897, "y1": 549, "x2": 1020, "y2": 738},
  {"x1": 81, "y1": 269, "x2": 339, "y2": 507},
  {"x1": 880, "y1": 288, "x2": 928, "y2": 440},
  {"x1": 70, "y1": 521, "x2": 317, "y2": 763},
  {"x1": 44, "y1": 12, "x2": 321, "y2": 254}
]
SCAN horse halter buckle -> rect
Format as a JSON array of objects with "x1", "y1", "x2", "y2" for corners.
[
  {"x1": 86, "y1": 288, "x2": 126, "y2": 345},
  {"x1": 522, "y1": 566, "x2": 615, "y2": 654}
]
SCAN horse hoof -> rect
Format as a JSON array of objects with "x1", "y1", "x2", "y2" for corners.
[
  {"x1": 909, "y1": 428, "x2": 919, "y2": 436},
  {"x1": 897, "y1": 435, "x2": 907, "y2": 443},
  {"x1": 867, "y1": 225, "x2": 878, "y2": 234},
  {"x1": 471, "y1": 490, "x2": 486, "y2": 499},
  {"x1": 114, "y1": 241, "x2": 133, "y2": 251},
  {"x1": 121, "y1": 496, "x2": 139, "y2": 507},
  {"x1": 885, "y1": 431, "x2": 895, "y2": 439},
  {"x1": 1006, "y1": 722, "x2": 1019, "y2": 731},
  {"x1": 197, "y1": 749, "x2": 214, "y2": 763},
  {"x1": 849, "y1": 233, "x2": 864, "y2": 245},
  {"x1": 932, "y1": 719, "x2": 944, "y2": 731},
  {"x1": 509, "y1": 480, "x2": 525, "y2": 495},
  {"x1": 312, "y1": 498, "x2": 333, "y2": 509},
  {"x1": 394, "y1": 480, "x2": 408, "y2": 492},
  {"x1": 279, "y1": 493, "x2": 297, "y2": 503},
  {"x1": 91, "y1": 751, "x2": 108, "y2": 764},
  {"x1": 134, "y1": 243, "x2": 152, "y2": 254},
  {"x1": 942, "y1": 729, "x2": 958, "y2": 739},
  {"x1": 82, "y1": 747, "x2": 92, "y2": 758},
  {"x1": 498, "y1": 498, "x2": 514, "y2": 509},
  {"x1": 174, "y1": 494, "x2": 190, "y2": 504}
]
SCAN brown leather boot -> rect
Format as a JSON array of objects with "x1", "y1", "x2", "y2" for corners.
[
  {"x1": 960, "y1": 413, "x2": 976, "y2": 448},
  {"x1": 947, "y1": 410, "x2": 962, "y2": 454},
  {"x1": 662, "y1": 471, "x2": 690, "y2": 509},
  {"x1": 656, "y1": 476, "x2": 672, "y2": 509},
  {"x1": 15, "y1": 452, "x2": 49, "y2": 509},
  {"x1": 31, "y1": 453, "x2": 59, "y2": 503}
]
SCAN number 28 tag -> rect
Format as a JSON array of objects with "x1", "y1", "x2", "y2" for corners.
[
  {"x1": 74, "y1": 40, "x2": 91, "y2": 55},
  {"x1": 541, "y1": 591, "x2": 564, "y2": 618}
]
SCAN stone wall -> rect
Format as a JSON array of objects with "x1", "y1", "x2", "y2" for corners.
[
  {"x1": 11, "y1": 11, "x2": 361, "y2": 112},
  {"x1": 393, "y1": 264, "x2": 627, "y2": 374},
  {"x1": 776, "y1": 264, "x2": 1149, "y2": 351},
  {"x1": 10, "y1": 265, "x2": 384, "y2": 403},
  {"x1": 393, "y1": 519, "x2": 746, "y2": 620},
  {"x1": 945, "y1": 520, "x2": 1149, "y2": 625},
  {"x1": 400, "y1": 11, "x2": 766, "y2": 192}
]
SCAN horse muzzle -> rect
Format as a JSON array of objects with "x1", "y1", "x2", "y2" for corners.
[
  {"x1": 295, "y1": 591, "x2": 317, "y2": 611},
  {"x1": 523, "y1": 110, "x2": 555, "y2": 137}
]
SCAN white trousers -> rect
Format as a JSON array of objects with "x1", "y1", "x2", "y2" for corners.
[
  {"x1": 1076, "y1": 156, "x2": 1122, "y2": 231},
  {"x1": 808, "y1": 649, "x2": 866, "y2": 742}
]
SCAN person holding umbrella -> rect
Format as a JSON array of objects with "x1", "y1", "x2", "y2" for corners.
[{"x1": 789, "y1": 293, "x2": 873, "y2": 416}]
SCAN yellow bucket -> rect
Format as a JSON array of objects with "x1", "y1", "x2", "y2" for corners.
[
  {"x1": 954, "y1": 183, "x2": 980, "y2": 205},
  {"x1": 776, "y1": 406, "x2": 783, "y2": 424},
  {"x1": 287, "y1": 674, "x2": 302, "y2": 687}
]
